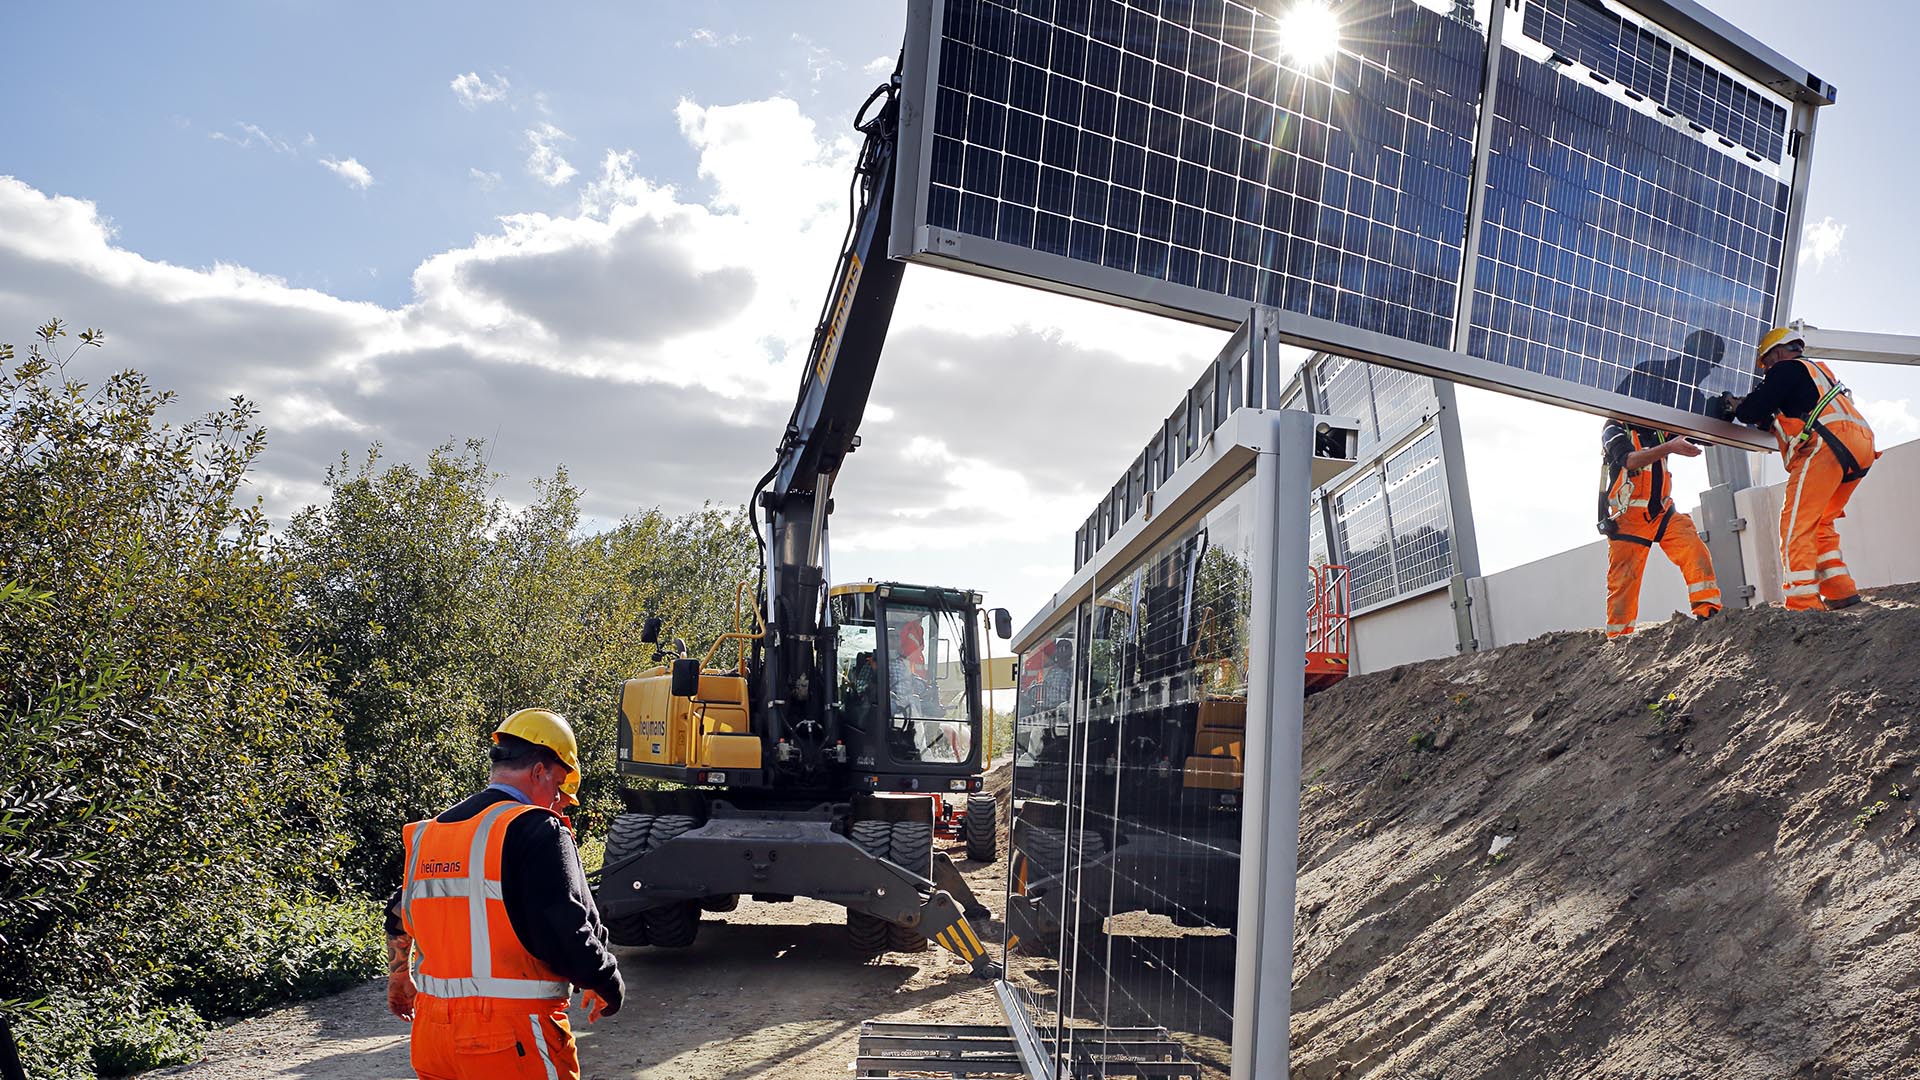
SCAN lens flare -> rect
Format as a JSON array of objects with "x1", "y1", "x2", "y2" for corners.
[{"x1": 1278, "y1": 0, "x2": 1342, "y2": 67}]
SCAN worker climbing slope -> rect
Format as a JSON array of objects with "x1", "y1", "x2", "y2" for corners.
[{"x1": 1724, "y1": 327, "x2": 1878, "y2": 610}]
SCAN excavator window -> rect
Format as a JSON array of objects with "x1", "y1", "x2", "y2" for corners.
[{"x1": 880, "y1": 602, "x2": 974, "y2": 766}]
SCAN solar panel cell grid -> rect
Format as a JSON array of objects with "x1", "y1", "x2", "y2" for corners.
[
  {"x1": 1468, "y1": 50, "x2": 1784, "y2": 408},
  {"x1": 931, "y1": 0, "x2": 1483, "y2": 348}
]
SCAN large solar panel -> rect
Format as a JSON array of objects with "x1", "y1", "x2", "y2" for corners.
[{"x1": 897, "y1": 0, "x2": 1836, "y2": 441}]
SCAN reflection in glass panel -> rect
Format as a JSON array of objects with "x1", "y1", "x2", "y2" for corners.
[
  {"x1": 1010, "y1": 476, "x2": 1255, "y2": 1078},
  {"x1": 1009, "y1": 605, "x2": 1078, "y2": 1052},
  {"x1": 1468, "y1": 48, "x2": 1786, "y2": 414}
]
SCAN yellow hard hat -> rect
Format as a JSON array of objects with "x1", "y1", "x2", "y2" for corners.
[
  {"x1": 493, "y1": 708, "x2": 581, "y2": 785},
  {"x1": 558, "y1": 776, "x2": 580, "y2": 809},
  {"x1": 1756, "y1": 326, "x2": 1804, "y2": 365}
]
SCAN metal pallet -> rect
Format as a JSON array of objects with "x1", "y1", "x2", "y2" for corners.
[{"x1": 854, "y1": 1020, "x2": 1201, "y2": 1079}]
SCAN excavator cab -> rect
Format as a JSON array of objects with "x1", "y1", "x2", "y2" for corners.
[{"x1": 829, "y1": 582, "x2": 985, "y2": 789}]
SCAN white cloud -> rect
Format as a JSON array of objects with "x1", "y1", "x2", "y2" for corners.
[
  {"x1": 1861, "y1": 397, "x2": 1920, "y2": 444},
  {"x1": 863, "y1": 56, "x2": 893, "y2": 76},
  {"x1": 525, "y1": 123, "x2": 577, "y2": 187},
  {"x1": 450, "y1": 71, "x2": 511, "y2": 109},
  {"x1": 792, "y1": 35, "x2": 844, "y2": 84},
  {"x1": 0, "y1": 95, "x2": 1241, "y2": 618},
  {"x1": 209, "y1": 121, "x2": 296, "y2": 155},
  {"x1": 680, "y1": 28, "x2": 748, "y2": 48},
  {"x1": 1801, "y1": 215, "x2": 1846, "y2": 272},
  {"x1": 319, "y1": 156, "x2": 374, "y2": 190},
  {"x1": 469, "y1": 168, "x2": 503, "y2": 191}
]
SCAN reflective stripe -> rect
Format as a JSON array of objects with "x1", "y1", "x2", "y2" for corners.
[
  {"x1": 402, "y1": 819, "x2": 430, "y2": 940},
  {"x1": 411, "y1": 973, "x2": 570, "y2": 1000},
  {"x1": 466, "y1": 802, "x2": 520, "y2": 983},
  {"x1": 404, "y1": 877, "x2": 505, "y2": 902},
  {"x1": 1688, "y1": 580, "x2": 1718, "y2": 598},
  {"x1": 529, "y1": 1014, "x2": 561, "y2": 1080},
  {"x1": 1607, "y1": 623, "x2": 1633, "y2": 634},
  {"x1": 1786, "y1": 582, "x2": 1820, "y2": 597},
  {"x1": 1817, "y1": 550, "x2": 1844, "y2": 564},
  {"x1": 1817, "y1": 565, "x2": 1849, "y2": 581}
]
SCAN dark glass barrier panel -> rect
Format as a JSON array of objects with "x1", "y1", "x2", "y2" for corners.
[
  {"x1": 1009, "y1": 605, "x2": 1083, "y2": 1051},
  {"x1": 1067, "y1": 481, "x2": 1255, "y2": 1078}
]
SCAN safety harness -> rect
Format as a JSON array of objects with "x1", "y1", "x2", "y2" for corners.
[
  {"x1": 1598, "y1": 426, "x2": 1673, "y2": 547},
  {"x1": 1780, "y1": 360, "x2": 1872, "y2": 484}
]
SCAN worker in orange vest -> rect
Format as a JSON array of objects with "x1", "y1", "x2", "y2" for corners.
[
  {"x1": 385, "y1": 709, "x2": 625, "y2": 1080},
  {"x1": 1727, "y1": 327, "x2": 1878, "y2": 610},
  {"x1": 1598, "y1": 418, "x2": 1721, "y2": 637}
]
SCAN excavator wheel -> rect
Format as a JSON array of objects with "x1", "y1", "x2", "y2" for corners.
[
  {"x1": 885, "y1": 821, "x2": 934, "y2": 952},
  {"x1": 963, "y1": 794, "x2": 998, "y2": 863},
  {"x1": 846, "y1": 820, "x2": 893, "y2": 955},
  {"x1": 602, "y1": 813, "x2": 654, "y2": 947},
  {"x1": 638, "y1": 814, "x2": 701, "y2": 948}
]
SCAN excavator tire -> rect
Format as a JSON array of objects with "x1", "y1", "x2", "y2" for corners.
[
  {"x1": 699, "y1": 894, "x2": 740, "y2": 913},
  {"x1": 1009, "y1": 827, "x2": 1107, "y2": 957},
  {"x1": 846, "y1": 820, "x2": 893, "y2": 955},
  {"x1": 602, "y1": 813, "x2": 654, "y2": 947},
  {"x1": 638, "y1": 815, "x2": 701, "y2": 948},
  {"x1": 963, "y1": 794, "x2": 998, "y2": 863},
  {"x1": 886, "y1": 821, "x2": 934, "y2": 952}
]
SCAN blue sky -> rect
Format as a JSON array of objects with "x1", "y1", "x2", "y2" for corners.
[{"x1": 2, "y1": 0, "x2": 1915, "y2": 623}]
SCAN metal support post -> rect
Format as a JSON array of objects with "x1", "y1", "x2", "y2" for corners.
[
  {"x1": 1230, "y1": 411, "x2": 1313, "y2": 1080},
  {"x1": 1696, "y1": 482, "x2": 1755, "y2": 610}
]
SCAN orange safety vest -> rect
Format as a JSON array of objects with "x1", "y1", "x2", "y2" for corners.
[
  {"x1": 400, "y1": 801, "x2": 572, "y2": 1003},
  {"x1": 1771, "y1": 358, "x2": 1874, "y2": 482}
]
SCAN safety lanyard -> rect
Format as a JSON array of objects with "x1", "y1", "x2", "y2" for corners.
[{"x1": 1793, "y1": 381, "x2": 1846, "y2": 449}]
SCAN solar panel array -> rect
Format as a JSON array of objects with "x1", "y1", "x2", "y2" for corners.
[
  {"x1": 1523, "y1": 0, "x2": 1787, "y2": 162},
  {"x1": 1466, "y1": 47, "x2": 1785, "y2": 411},
  {"x1": 929, "y1": 0, "x2": 1484, "y2": 349},
  {"x1": 1307, "y1": 355, "x2": 1453, "y2": 609},
  {"x1": 907, "y1": 0, "x2": 1810, "y2": 431}
]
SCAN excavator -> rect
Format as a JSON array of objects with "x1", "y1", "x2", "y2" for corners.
[{"x1": 590, "y1": 70, "x2": 1008, "y2": 976}]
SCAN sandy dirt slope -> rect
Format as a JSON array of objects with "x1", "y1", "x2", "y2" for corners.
[
  {"x1": 150, "y1": 813, "x2": 1014, "y2": 1078},
  {"x1": 1291, "y1": 585, "x2": 1920, "y2": 1078}
]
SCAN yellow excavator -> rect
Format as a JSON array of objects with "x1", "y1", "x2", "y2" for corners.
[{"x1": 591, "y1": 71, "x2": 1007, "y2": 976}]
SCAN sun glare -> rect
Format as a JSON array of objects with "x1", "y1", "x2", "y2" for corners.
[{"x1": 1278, "y1": 0, "x2": 1342, "y2": 67}]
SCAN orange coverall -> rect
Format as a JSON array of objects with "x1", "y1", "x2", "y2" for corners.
[
  {"x1": 1766, "y1": 359, "x2": 1876, "y2": 610},
  {"x1": 1600, "y1": 423, "x2": 1721, "y2": 638}
]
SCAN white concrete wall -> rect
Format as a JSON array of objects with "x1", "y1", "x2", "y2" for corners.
[
  {"x1": 1348, "y1": 436, "x2": 1918, "y2": 664},
  {"x1": 1476, "y1": 532, "x2": 1692, "y2": 647},
  {"x1": 1350, "y1": 587, "x2": 1459, "y2": 674}
]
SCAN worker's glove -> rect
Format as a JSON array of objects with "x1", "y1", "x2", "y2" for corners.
[
  {"x1": 582, "y1": 987, "x2": 620, "y2": 1021},
  {"x1": 1706, "y1": 391, "x2": 1738, "y2": 422},
  {"x1": 386, "y1": 969, "x2": 417, "y2": 1022}
]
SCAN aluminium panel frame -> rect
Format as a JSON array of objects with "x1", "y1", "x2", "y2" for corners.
[{"x1": 892, "y1": 0, "x2": 1838, "y2": 450}]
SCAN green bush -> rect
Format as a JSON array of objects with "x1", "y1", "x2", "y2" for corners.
[
  {"x1": 165, "y1": 897, "x2": 385, "y2": 1020},
  {"x1": 89, "y1": 1001, "x2": 207, "y2": 1076},
  {"x1": 0, "y1": 322, "x2": 757, "y2": 1076},
  {"x1": 11, "y1": 991, "x2": 205, "y2": 1079}
]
